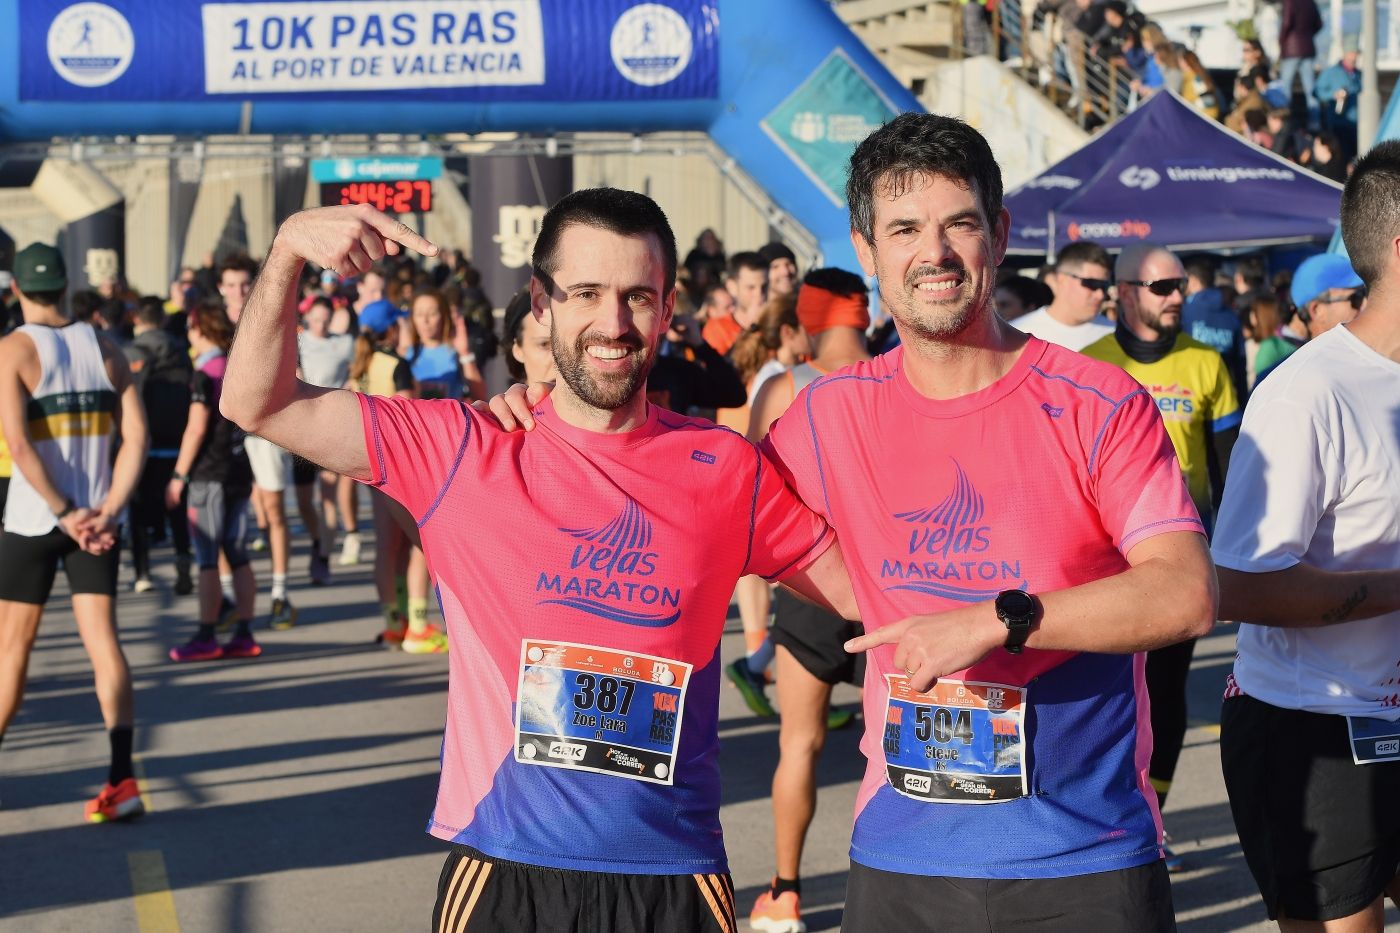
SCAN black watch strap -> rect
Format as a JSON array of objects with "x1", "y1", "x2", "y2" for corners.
[{"x1": 54, "y1": 498, "x2": 76, "y2": 520}]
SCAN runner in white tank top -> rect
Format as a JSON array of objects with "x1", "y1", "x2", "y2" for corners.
[
  {"x1": 0, "y1": 243, "x2": 149, "y2": 825},
  {"x1": 3, "y1": 321, "x2": 117, "y2": 534}
]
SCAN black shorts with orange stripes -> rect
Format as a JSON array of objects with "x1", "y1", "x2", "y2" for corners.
[{"x1": 432, "y1": 844, "x2": 738, "y2": 933}]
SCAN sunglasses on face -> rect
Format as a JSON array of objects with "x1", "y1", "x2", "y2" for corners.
[
  {"x1": 1063, "y1": 271, "x2": 1112, "y2": 292},
  {"x1": 1120, "y1": 277, "x2": 1187, "y2": 297},
  {"x1": 1314, "y1": 288, "x2": 1366, "y2": 311}
]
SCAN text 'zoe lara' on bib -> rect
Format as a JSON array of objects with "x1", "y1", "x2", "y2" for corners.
[
  {"x1": 882, "y1": 676, "x2": 1028, "y2": 803},
  {"x1": 514, "y1": 640, "x2": 691, "y2": 785}
]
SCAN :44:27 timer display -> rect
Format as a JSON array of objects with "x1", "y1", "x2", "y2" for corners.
[{"x1": 320, "y1": 180, "x2": 433, "y2": 213}]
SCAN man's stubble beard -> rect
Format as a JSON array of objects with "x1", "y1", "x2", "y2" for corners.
[{"x1": 551, "y1": 326, "x2": 654, "y2": 411}]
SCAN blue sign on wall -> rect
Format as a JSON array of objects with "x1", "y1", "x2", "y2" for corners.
[
  {"x1": 20, "y1": 1, "x2": 719, "y2": 103},
  {"x1": 310, "y1": 156, "x2": 443, "y2": 182}
]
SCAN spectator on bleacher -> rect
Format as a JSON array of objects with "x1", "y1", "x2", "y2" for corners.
[
  {"x1": 1265, "y1": 107, "x2": 1304, "y2": 161},
  {"x1": 1180, "y1": 48, "x2": 1222, "y2": 119},
  {"x1": 1225, "y1": 72, "x2": 1269, "y2": 135},
  {"x1": 1315, "y1": 43, "x2": 1361, "y2": 159},
  {"x1": 1303, "y1": 130, "x2": 1349, "y2": 182},
  {"x1": 1278, "y1": 0, "x2": 1323, "y2": 123},
  {"x1": 1131, "y1": 24, "x2": 1183, "y2": 100},
  {"x1": 961, "y1": 0, "x2": 993, "y2": 55},
  {"x1": 1238, "y1": 38, "x2": 1272, "y2": 84}
]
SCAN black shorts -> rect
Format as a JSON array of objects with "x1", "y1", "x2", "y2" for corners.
[
  {"x1": 292, "y1": 455, "x2": 317, "y2": 486},
  {"x1": 770, "y1": 587, "x2": 865, "y2": 686},
  {"x1": 843, "y1": 859, "x2": 1175, "y2": 933},
  {"x1": 1220, "y1": 694, "x2": 1400, "y2": 921},
  {"x1": 0, "y1": 529, "x2": 121, "y2": 604},
  {"x1": 432, "y1": 845, "x2": 736, "y2": 933}
]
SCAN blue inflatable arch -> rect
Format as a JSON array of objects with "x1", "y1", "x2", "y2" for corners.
[{"x1": 0, "y1": 0, "x2": 923, "y2": 270}]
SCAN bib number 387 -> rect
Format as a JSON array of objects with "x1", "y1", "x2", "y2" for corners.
[
  {"x1": 514, "y1": 640, "x2": 690, "y2": 785},
  {"x1": 882, "y1": 676, "x2": 1027, "y2": 803}
]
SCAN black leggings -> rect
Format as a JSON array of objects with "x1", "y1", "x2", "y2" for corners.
[
  {"x1": 129, "y1": 457, "x2": 191, "y2": 579},
  {"x1": 1146, "y1": 637, "x2": 1198, "y2": 806}
]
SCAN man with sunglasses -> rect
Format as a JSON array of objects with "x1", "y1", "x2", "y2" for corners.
[
  {"x1": 1083, "y1": 243, "x2": 1241, "y2": 871},
  {"x1": 1013, "y1": 242, "x2": 1116, "y2": 350},
  {"x1": 1256, "y1": 253, "x2": 1365, "y2": 384}
]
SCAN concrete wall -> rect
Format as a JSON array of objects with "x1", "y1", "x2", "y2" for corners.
[{"x1": 923, "y1": 56, "x2": 1088, "y2": 190}]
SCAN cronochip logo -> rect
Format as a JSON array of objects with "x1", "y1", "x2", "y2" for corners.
[
  {"x1": 1118, "y1": 166, "x2": 1161, "y2": 190},
  {"x1": 1067, "y1": 220, "x2": 1153, "y2": 241},
  {"x1": 611, "y1": 4, "x2": 693, "y2": 87},
  {"x1": 48, "y1": 2, "x2": 134, "y2": 88}
]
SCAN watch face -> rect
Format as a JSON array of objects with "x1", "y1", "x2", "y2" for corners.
[{"x1": 998, "y1": 589, "x2": 1035, "y2": 618}]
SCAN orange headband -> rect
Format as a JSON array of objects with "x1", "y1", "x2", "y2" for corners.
[{"x1": 796, "y1": 287, "x2": 870, "y2": 336}]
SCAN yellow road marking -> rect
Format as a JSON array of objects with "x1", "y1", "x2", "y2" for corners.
[{"x1": 127, "y1": 850, "x2": 179, "y2": 933}]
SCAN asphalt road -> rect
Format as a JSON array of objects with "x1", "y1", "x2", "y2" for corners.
[{"x1": 2, "y1": 531, "x2": 1396, "y2": 932}]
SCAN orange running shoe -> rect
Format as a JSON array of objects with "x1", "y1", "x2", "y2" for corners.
[
  {"x1": 85, "y1": 778, "x2": 145, "y2": 824},
  {"x1": 750, "y1": 887, "x2": 806, "y2": 933},
  {"x1": 402, "y1": 624, "x2": 449, "y2": 655},
  {"x1": 376, "y1": 611, "x2": 408, "y2": 647}
]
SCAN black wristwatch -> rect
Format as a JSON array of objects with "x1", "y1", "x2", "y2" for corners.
[
  {"x1": 54, "y1": 498, "x2": 76, "y2": 520},
  {"x1": 994, "y1": 590, "x2": 1039, "y2": 655}
]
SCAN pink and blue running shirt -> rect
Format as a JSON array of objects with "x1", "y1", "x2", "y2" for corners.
[
  {"x1": 359, "y1": 394, "x2": 833, "y2": 874},
  {"x1": 760, "y1": 337, "x2": 1204, "y2": 879}
]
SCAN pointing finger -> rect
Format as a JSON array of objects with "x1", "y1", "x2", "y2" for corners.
[
  {"x1": 844, "y1": 624, "x2": 902, "y2": 654},
  {"x1": 367, "y1": 211, "x2": 439, "y2": 258}
]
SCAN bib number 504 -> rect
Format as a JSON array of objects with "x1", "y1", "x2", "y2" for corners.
[
  {"x1": 914, "y1": 706, "x2": 974, "y2": 745},
  {"x1": 573, "y1": 674, "x2": 636, "y2": 716}
]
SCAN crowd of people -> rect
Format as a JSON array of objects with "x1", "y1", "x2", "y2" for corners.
[
  {"x1": 980, "y1": 0, "x2": 1369, "y2": 176},
  {"x1": 0, "y1": 110, "x2": 1396, "y2": 933}
]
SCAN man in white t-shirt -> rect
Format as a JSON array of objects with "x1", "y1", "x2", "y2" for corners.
[
  {"x1": 1213, "y1": 142, "x2": 1400, "y2": 930},
  {"x1": 1013, "y1": 242, "x2": 1116, "y2": 351}
]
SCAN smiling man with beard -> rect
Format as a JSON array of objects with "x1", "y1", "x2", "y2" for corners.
[{"x1": 218, "y1": 189, "x2": 859, "y2": 933}]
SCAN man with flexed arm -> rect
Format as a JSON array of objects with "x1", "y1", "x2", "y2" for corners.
[
  {"x1": 221, "y1": 193, "x2": 860, "y2": 933},
  {"x1": 1213, "y1": 141, "x2": 1400, "y2": 932},
  {"x1": 491, "y1": 114, "x2": 1218, "y2": 932}
]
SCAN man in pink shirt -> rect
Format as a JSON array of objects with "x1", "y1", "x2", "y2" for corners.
[
  {"x1": 493, "y1": 115, "x2": 1219, "y2": 932},
  {"x1": 220, "y1": 190, "x2": 856, "y2": 933}
]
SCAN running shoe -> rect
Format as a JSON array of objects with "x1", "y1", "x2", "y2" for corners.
[
  {"x1": 174, "y1": 557, "x2": 194, "y2": 596},
  {"x1": 725, "y1": 657, "x2": 776, "y2": 717},
  {"x1": 169, "y1": 638, "x2": 223, "y2": 662},
  {"x1": 84, "y1": 778, "x2": 145, "y2": 824},
  {"x1": 338, "y1": 531, "x2": 362, "y2": 566},
  {"x1": 402, "y1": 624, "x2": 449, "y2": 655},
  {"x1": 750, "y1": 887, "x2": 806, "y2": 933},
  {"x1": 223, "y1": 633, "x2": 263, "y2": 659},
  {"x1": 309, "y1": 554, "x2": 331, "y2": 586},
  {"x1": 826, "y1": 707, "x2": 855, "y2": 731},
  {"x1": 249, "y1": 533, "x2": 268, "y2": 552},
  {"x1": 132, "y1": 577, "x2": 154, "y2": 593},
  {"x1": 216, "y1": 597, "x2": 239, "y2": 632},
  {"x1": 269, "y1": 597, "x2": 297, "y2": 630},
  {"x1": 376, "y1": 612, "x2": 409, "y2": 647}
]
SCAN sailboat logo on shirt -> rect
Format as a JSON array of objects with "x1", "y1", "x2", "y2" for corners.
[
  {"x1": 880, "y1": 460, "x2": 1026, "y2": 602},
  {"x1": 535, "y1": 497, "x2": 682, "y2": 627}
]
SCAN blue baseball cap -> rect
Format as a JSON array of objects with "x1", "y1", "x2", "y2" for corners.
[
  {"x1": 358, "y1": 299, "x2": 405, "y2": 336},
  {"x1": 1290, "y1": 254, "x2": 1362, "y2": 309}
]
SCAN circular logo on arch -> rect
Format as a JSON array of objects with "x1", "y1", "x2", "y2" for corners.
[
  {"x1": 47, "y1": 3, "x2": 135, "y2": 88},
  {"x1": 611, "y1": 4, "x2": 693, "y2": 87}
]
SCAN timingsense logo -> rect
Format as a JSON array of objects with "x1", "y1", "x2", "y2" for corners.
[
  {"x1": 881, "y1": 460, "x2": 1026, "y2": 602},
  {"x1": 536, "y1": 497, "x2": 682, "y2": 627}
]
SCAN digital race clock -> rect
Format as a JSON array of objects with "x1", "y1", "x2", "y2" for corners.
[{"x1": 319, "y1": 180, "x2": 433, "y2": 213}]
